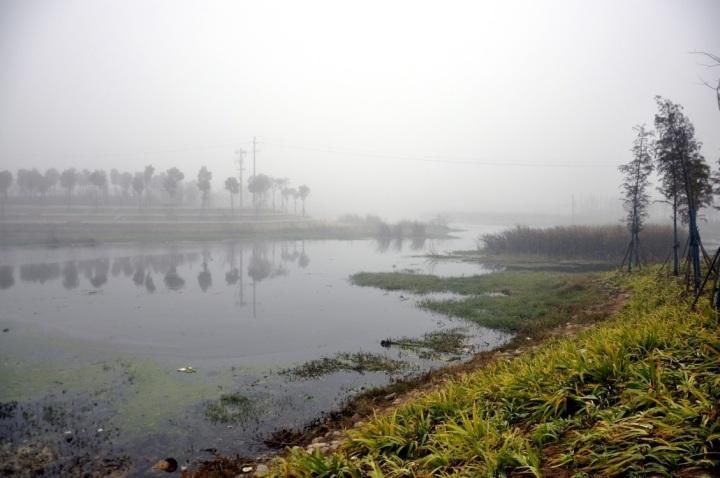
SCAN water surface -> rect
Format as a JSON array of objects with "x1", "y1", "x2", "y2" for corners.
[{"x1": 0, "y1": 225, "x2": 510, "y2": 474}]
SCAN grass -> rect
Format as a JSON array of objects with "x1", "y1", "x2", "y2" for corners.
[
  {"x1": 280, "y1": 353, "x2": 409, "y2": 380},
  {"x1": 268, "y1": 270, "x2": 720, "y2": 477},
  {"x1": 381, "y1": 329, "x2": 470, "y2": 359},
  {"x1": 352, "y1": 271, "x2": 609, "y2": 332},
  {"x1": 480, "y1": 224, "x2": 681, "y2": 262}
]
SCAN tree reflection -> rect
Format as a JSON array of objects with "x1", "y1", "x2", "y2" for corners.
[
  {"x1": 145, "y1": 273, "x2": 156, "y2": 293},
  {"x1": 298, "y1": 241, "x2": 310, "y2": 269},
  {"x1": 111, "y1": 256, "x2": 133, "y2": 277},
  {"x1": 0, "y1": 266, "x2": 14, "y2": 290},
  {"x1": 132, "y1": 266, "x2": 145, "y2": 286},
  {"x1": 225, "y1": 267, "x2": 239, "y2": 285},
  {"x1": 62, "y1": 262, "x2": 79, "y2": 290},
  {"x1": 88, "y1": 259, "x2": 109, "y2": 288},
  {"x1": 198, "y1": 262, "x2": 212, "y2": 292},
  {"x1": 164, "y1": 266, "x2": 185, "y2": 291},
  {"x1": 248, "y1": 245, "x2": 272, "y2": 318},
  {"x1": 20, "y1": 263, "x2": 61, "y2": 284}
]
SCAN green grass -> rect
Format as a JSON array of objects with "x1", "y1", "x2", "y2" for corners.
[
  {"x1": 351, "y1": 271, "x2": 608, "y2": 332},
  {"x1": 269, "y1": 270, "x2": 720, "y2": 477},
  {"x1": 381, "y1": 328, "x2": 470, "y2": 359},
  {"x1": 280, "y1": 353, "x2": 409, "y2": 380}
]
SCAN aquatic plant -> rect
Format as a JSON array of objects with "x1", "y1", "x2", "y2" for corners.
[{"x1": 280, "y1": 353, "x2": 409, "y2": 380}]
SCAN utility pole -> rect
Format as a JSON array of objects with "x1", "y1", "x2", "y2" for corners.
[
  {"x1": 251, "y1": 136, "x2": 259, "y2": 210},
  {"x1": 571, "y1": 194, "x2": 575, "y2": 225},
  {"x1": 252, "y1": 136, "x2": 258, "y2": 177},
  {"x1": 235, "y1": 149, "x2": 246, "y2": 210}
]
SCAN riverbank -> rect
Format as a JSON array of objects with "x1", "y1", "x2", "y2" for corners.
[
  {"x1": 0, "y1": 206, "x2": 452, "y2": 246},
  {"x1": 266, "y1": 269, "x2": 720, "y2": 477},
  {"x1": 183, "y1": 266, "x2": 623, "y2": 477}
]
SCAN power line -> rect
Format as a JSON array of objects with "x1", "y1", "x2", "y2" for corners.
[{"x1": 261, "y1": 139, "x2": 618, "y2": 168}]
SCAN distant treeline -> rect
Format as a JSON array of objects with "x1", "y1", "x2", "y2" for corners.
[
  {"x1": 0, "y1": 166, "x2": 310, "y2": 215},
  {"x1": 337, "y1": 214, "x2": 440, "y2": 238},
  {"x1": 480, "y1": 224, "x2": 684, "y2": 261}
]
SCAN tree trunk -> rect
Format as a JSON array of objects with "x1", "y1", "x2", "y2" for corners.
[{"x1": 672, "y1": 196, "x2": 679, "y2": 276}]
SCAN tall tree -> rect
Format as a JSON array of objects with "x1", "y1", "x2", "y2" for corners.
[
  {"x1": 654, "y1": 96, "x2": 711, "y2": 289},
  {"x1": 693, "y1": 51, "x2": 720, "y2": 113},
  {"x1": 143, "y1": 164, "x2": 155, "y2": 203},
  {"x1": 163, "y1": 167, "x2": 184, "y2": 203},
  {"x1": 44, "y1": 168, "x2": 59, "y2": 195},
  {"x1": 281, "y1": 187, "x2": 292, "y2": 211},
  {"x1": 60, "y1": 168, "x2": 78, "y2": 203},
  {"x1": 197, "y1": 166, "x2": 212, "y2": 210},
  {"x1": 298, "y1": 185, "x2": 310, "y2": 216},
  {"x1": 88, "y1": 170, "x2": 108, "y2": 205},
  {"x1": 132, "y1": 172, "x2": 145, "y2": 209},
  {"x1": 110, "y1": 168, "x2": 121, "y2": 196},
  {"x1": 225, "y1": 177, "x2": 240, "y2": 216},
  {"x1": 119, "y1": 172, "x2": 133, "y2": 198},
  {"x1": 270, "y1": 177, "x2": 288, "y2": 210},
  {"x1": 247, "y1": 174, "x2": 272, "y2": 213},
  {"x1": 619, "y1": 125, "x2": 654, "y2": 271},
  {"x1": 0, "y1": 170, "x2": 12, "y2": 214}
]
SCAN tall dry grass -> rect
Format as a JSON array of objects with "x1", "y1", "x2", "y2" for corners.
[{"x1": 479, "y1": 224, "x2": 683, "y2": 262}]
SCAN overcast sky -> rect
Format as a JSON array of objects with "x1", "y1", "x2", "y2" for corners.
[{"x1": 1, "y1": 0, "x2": 719, "y2": 219}]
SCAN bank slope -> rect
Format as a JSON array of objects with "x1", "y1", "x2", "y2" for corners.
[{"x1": 271, "y1": 271, "x2": 720, "y2": 477}]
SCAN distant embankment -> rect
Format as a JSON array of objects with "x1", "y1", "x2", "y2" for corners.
[
  {"x1": 0, "y1": 206, "x2": 450, "y2": 246},
  {"x1": 479, "y1": 224, "x2": 683, "y2": 261}
]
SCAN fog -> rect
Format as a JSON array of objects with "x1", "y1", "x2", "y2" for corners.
[{"x1": 1, "y1": 0, "x2": 719, "y2": 220}]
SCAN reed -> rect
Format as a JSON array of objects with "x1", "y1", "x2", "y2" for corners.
[{"x1": 480, "y1": 224, "x2": 682, "y2": 262}]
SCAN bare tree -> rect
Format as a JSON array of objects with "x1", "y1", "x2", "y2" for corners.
[
  {"x1": 692, "y1": 51, "x2": 720, "y2": 113},
  {"x1": 619, "y1": 125, "x2": 654, "y2": 271}
]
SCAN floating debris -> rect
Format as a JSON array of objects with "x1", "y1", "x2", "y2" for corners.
[
  {"x1": 176, "y1": 366, "x2": 196, "y2": 373},
  {"x1": 152, "y1": 457, "x2": 178, "y2": 473}
]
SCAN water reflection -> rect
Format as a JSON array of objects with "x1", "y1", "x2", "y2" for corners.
[
  {"x1": 198, "y1": 262, "x2": 212, "y2": 292},
  {"x1": 62, "y1": 262, "x2": 79, "y2": 290},
  {"x1": 144, "y1": 273, "x2": 156, "y2": 293},
  {"x1": 0, "y1": 241, "x2": 321, "y2": 293},
  {"x1": 0, "y1": 265, "x2": 14, "y2": 289},
  {"x1": 164, "y1": 266, "x2": 185, "y2": 291},
  {"x1": 20, "y1": 263, "x2": 61, "y2": 284}
]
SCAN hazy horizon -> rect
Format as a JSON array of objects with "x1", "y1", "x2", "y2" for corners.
[{"x1": 1, "y1": 0, "x2": 719, "y2": 220}]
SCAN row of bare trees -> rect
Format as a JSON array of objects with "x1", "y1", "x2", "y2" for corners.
[{"x1": 0, "y1": 165, "x2": 311, "y2": 216}]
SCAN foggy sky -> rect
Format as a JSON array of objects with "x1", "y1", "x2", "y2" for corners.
[{"x1": 1, "y1": 0, "x2": 719, "y2": 219}]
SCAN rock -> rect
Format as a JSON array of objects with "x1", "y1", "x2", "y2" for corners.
[
  {"x1": 254, "y1": 464, "x2": 269, "y2": 477},
  {"x1": 152, "y1": 458, "x2": 178, "y2": 473},
  {"x1": 311, "y1": 436, "x2": 325, "y2": 444},
  {"x1": 384, "y1": 392, "x2": 397, "y2": 401},
  {"x1": 241, "y1": 465, "x2": 253, "y2": 473}
]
